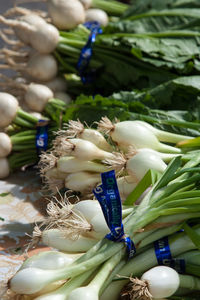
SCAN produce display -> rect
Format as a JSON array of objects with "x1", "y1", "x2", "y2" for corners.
[{"x1": 1, "y1": 0, "x2": 200, "y2": 299}]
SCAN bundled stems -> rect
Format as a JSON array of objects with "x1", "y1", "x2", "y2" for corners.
[
  {"x1": 1, "y1": 98, "x2": 67, "y2": 176},
  {"x1": 100, "y1": 227, "x2": 200, "y2": 300},
  {"x1": 10, "y1": 154, "x2": 200, "y2": 295}
]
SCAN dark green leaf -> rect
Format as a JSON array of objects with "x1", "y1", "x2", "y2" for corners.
[
  {"x1": 0, "y1": 193, "x2": 10, "y2": 197},
  {"x1": 153, "y1": 157, "x2": 182, "y2": 192}
]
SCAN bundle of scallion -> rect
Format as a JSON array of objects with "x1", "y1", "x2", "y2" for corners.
[
  {"x1": 0, "y1": 96, "x2": 67, "y2": 179},
  {"x1": 39, "y1": 116, "x2": 195, "y2": 198},
  {"x1": 0, "y1": 0, "x2": 127, "y2": 57},
  {"x1": 8, "y1": 153, "x2": 200, "y2": 299}
]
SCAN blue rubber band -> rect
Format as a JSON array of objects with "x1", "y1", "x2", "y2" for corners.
[
  {"x1": 154, "y1": 237, "x2": 185, "y2": 273},
  {"x1": 77, "y1": 21, "x2": 102, "y2": 84},
  {"x1": 36, "y1": 120, "x2": 48, "y2": 155},
  {"x1": 93, "y1": 170, "x2": 136, "y2": 259}
]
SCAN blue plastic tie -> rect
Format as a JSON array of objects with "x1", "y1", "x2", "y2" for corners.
[
  {"x1": 154, "y1": 237, "x2": 185, "y2": 273},
  {"x1": 77, "y1": 21, "x2": 102, "y2": 84},
  {"x1": 35, "y1": 120, "x2": 48, "y2": 155},
  {"x1": 93, "y1": 170, "x2": 136, "y2": 259}
]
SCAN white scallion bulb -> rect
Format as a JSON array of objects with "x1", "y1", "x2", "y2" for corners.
[
  {"x1": 89, "y1": 212, "x2": 110, "y2": 239},
  {"x1": 73, "y1": 200, "x2": 102, "y2": 222},
  {"x1": 141, "y1": 266, "x2": 180, "y2": 298},
  {"x1": 126, "y1": 149, "x2": 167, "y2": 180},
  {"x1": 10, "y1": 268, "x2": 55, "y2": 294},
  {"x1": 20, "y1": 251, "x2": 81, "y2": 270}
]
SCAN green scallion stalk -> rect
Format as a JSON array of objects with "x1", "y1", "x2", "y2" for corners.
[
  {"x1": 10, "y1": 155, "x2": 200, "y2": 295},
  {"x1": 100, "y1": 227, "x2": 200, "y2": 300},
  {"x1": 92, "y1": 0, "x2": 128, "y2": 16}
]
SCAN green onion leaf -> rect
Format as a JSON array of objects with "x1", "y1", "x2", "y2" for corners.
[
  {"x1": 183, "y1": 223, "x2": 200, "y2": 250},
  {"x1": 124, "y1": 169, "x2": 161, "y2": 205},
  {"x1": 153, "y1": 156, "x2": 182, "y2": 192}
]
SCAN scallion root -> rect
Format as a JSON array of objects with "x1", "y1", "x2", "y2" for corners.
[{"x1": 64, "y1": 119, "x2": 113, "y2": 152}]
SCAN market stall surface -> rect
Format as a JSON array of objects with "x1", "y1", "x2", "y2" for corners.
[{"x1": 0, "y1": 170, "x2": 50, "y2": 298}]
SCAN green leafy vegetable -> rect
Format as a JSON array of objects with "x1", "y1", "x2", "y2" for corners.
[
  {"x1": 0, "y1": 192, "x2": 10, "y2": 197},
  {"x1": 63, "y1": 90, "x2": 200, "y2": 138},
  {"x1": 56, "y1": 3, "x2": 200, "y2": 96}
]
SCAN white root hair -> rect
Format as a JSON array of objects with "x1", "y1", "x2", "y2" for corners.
[
  {"x1": 26, "y1": 224, "x2": 42, "y2": 250},
  {"x1": 1, "y1": 56, "x2": 26, "y2": 70},
  {"x1": 97, "y1": 116, "x2": 114, "y2": 135},
  {"x1": 0, "y1": 48, "x2": 29, "y2": 58},
  {"x1": 0, "y1": 73, "x2": 27, "y2": 91},
  {"x1": 0, "y1": 30, "x2": 22, "y2": 46},
  {"x1": 15, "y1": 0, "x2": 46, "y2": 4},
  {"x1": 121, "y1": 277, "x2": 153, "y2": 300},
  {"x1": 53, "y1": 119, "x2": 86, "y2": 139},
  {"x1": 2, "y1": 50, "x2": 30, "y2": 65},
  {"x1": 52, "y1": 136, "x2": 74, "y2": 156},
  {"x1": 126, "y1": 146, "x2": 138, "y2": 159},
  {"x1": 39, "y1": 152, "x2": 58, "y2": 175},
  {"x1": 0, "y1": 15, "x2": 35, "y2": 31},
  {"x1": 2, "y1": 28, "x2": 14, "y2": 35},
  {"x1": 31, "y1": 194, "x2": 92, "y2": 248},
  {"x1": 97, "y1": 116, "x2": 120, "y2": 135},
  {"x1": 64, "y1": 119, "x2": 85, "y2": 138},
  {"x1": 4, "y1": 6, "x2": 48, "y2": 19},
  {"x1": 103, "y1": 152, "x2": 127, "y2": 172}
]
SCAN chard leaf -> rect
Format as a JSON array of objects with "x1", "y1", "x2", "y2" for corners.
[
  {"x1": 111, "y1": 75, "x2": 200, "y2": 113},
  {"x1": 63, "y1": 87, "x2": 200, "y2": 138},
  {"x1": 123, "y1": 0, "x2": 200, "y2": 18}
]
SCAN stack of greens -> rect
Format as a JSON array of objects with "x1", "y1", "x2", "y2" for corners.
[
  {"x1": 62, "y1": 92, "x2": 200, "y2": 136},
  {"x1": 0, "y1": 98, "x2": 67, "y2": 179},
  {"x1": 55, "y1": 0, "x2": 200, "y2": 101}
]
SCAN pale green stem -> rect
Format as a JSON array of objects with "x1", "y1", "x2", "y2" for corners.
[
  {"x1": 36, "y1": 269, "x2": 95, "y2": 299},
  {"x1": 137, "y1": 224, "x2": 182, "y2": 250},
  {"x1": 121, "y1": 228, "x2": 200, "y2": 277},
  {"x1": 159, "y1": 152, "x2": 182, "y2": 163},
  {"x1": 158, "y1": 142, "x2": 181, "y2": 154},
  {"x1": 122, "y1": 207, "x2": 134, "y2": 218},
  {"x1": 155, "y1": 130, "x2": 193, "y2": 144},
  {"x1": 179, "y1": 274, "x2": 200, "y2": 290},
  {"x1": 176, "y1": 250, "x2": 200, "y2": 266},
  {"x1": 85, "y1": 251, "x2": 123, "y2": 294},
  {"x1": 133, "y1": 213, "x2": 200, "y2": 247},
  {"x1": 101, "y1": 228, "x2": 200, "y2": 298}
]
